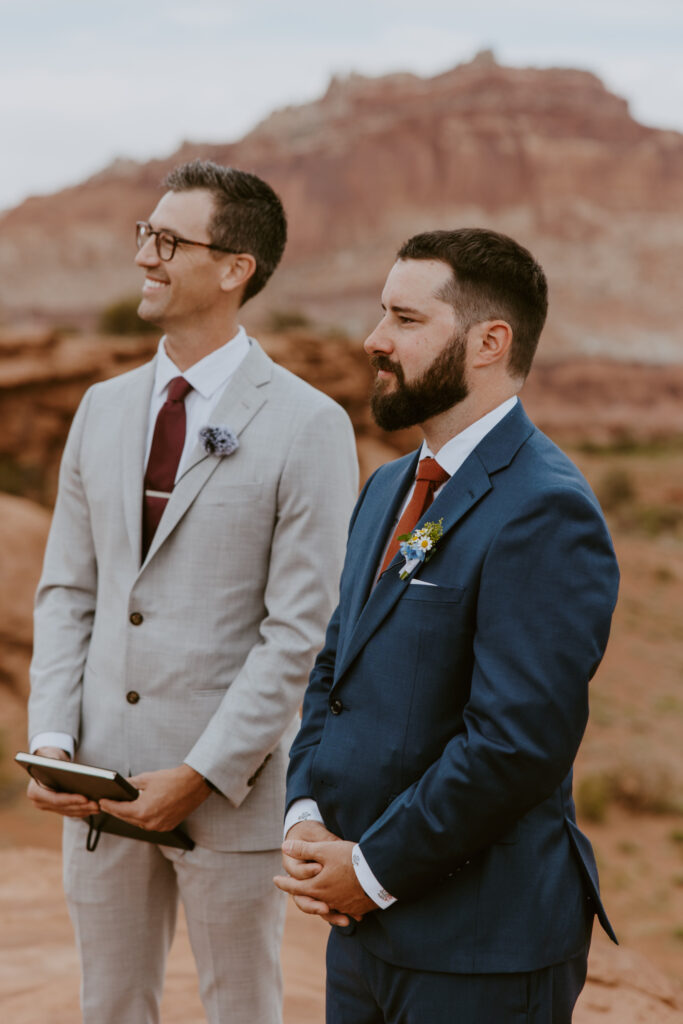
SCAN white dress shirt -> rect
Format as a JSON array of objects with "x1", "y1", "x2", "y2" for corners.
[
  {"x1": 285, "y1": 396, "x2": 518, "y2": 908},
  {"x1": 31, "y1": 327, "x2": 251, "y2": 759}
]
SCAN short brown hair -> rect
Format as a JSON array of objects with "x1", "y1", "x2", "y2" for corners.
[
  {"x1": 164, "y1": 159, "x2": 287, "y2": 304},
  {"x1": 397, "y1": 228, "x2": 548, "y2": 378}
]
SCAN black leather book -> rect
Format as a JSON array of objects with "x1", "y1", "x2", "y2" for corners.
[{"x1": 15, "y1": 752, "x2": 194, "y2": 851}]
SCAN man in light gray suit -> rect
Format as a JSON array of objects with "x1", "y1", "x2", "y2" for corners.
[{"x1": 27, "y1": 159, "x2": 358, "y2": 1024}]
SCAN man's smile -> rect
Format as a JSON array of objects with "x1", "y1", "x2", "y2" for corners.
[{"x1": 142, "y1": 276, "x2": 169, "y2": 294}]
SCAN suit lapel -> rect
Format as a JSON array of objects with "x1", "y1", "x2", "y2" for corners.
[
  {"x1": 337, "y1": 452, "x2": 419, "y2": 666},
  {"x1": 121, "y1": 362, "x2": 156, "y2": 562},
  {"x1": 334, "y1": 401, "x2": 537, "y2": 683},
  {"x1": 140, "y1": 341, "x2": 271, "y2": 569},
  {"x1": 334, "y1": 455, "x2": 492, "y2": 683}
]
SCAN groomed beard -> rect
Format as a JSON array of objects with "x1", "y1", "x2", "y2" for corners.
[{"x1": 370, "y1": 329, "x2": 469, "y2": 431}]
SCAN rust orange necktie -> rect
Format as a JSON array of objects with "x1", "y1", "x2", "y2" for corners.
[{"x1": 379, "y1": 457, "x2": 450, "y2": 576}]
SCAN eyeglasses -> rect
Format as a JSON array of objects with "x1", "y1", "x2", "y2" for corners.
[{"x1": 135, "y1": 221, "x2": 238, "y2": 262}]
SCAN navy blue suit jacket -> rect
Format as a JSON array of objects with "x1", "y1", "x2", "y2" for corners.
[{"x1": 287, "y1": 402, "x2": 619, "y2": 973}]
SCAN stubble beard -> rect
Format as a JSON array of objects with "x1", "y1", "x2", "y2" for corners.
[{"x1": 370, "y1": 329, "x2": 470, "y2": 431}]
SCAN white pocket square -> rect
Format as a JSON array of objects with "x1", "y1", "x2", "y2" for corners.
[{"x1": 409, "y1": 579, "x2": 438, "y2": 587}]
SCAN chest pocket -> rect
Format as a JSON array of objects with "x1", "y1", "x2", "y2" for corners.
[{"x1": 402, "y1": 584, "x2": 465, "y2": 604}]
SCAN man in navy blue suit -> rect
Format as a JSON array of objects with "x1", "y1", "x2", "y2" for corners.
[{"x1": 275, "y1": 229, "x2": 619, "y2": 1023}]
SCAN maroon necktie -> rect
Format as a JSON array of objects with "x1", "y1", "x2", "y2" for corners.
[
  {"x1": 142, "y1": 376, "x2": 193, "y2": 560},
  {"x1": 380, "y1": 457, "x2": 450, "y2": 576}
]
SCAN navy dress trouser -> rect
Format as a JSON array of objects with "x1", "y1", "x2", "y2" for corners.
[{"x1": 326, "y1": 927, "x2": 590, "y2": 1024}]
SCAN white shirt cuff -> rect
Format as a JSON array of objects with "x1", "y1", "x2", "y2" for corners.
[
  {"x1": 30, "y1": 732, "x2": 75, "y2": 759},
  {"x1": 283, "y1": 798, "x2": 324, "y2": 839},
  {"x1": 352, "y1": 844, "x2": 397, "y2": 909}
]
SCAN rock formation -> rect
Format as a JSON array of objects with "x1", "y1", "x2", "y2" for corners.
[{"x1": 0, "y1": 54, "x2": 681, "y2": 360}]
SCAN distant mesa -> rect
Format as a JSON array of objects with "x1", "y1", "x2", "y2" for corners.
[{"x1": 0, "y1": 55, "x2": 681, "y2": 362}]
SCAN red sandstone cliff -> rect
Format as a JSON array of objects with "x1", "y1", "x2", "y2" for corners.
[{"x1": 1, "y1": 53, "x2": 681, "y2": 360}]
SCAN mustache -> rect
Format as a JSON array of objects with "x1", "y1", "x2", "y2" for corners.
[{"x1": 370, "y1": 354, "x2": 402, "y2": 376}]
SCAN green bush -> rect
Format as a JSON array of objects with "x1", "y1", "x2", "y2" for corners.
[
  {"x1": 577, "y1": 760, "x2": 683, "y2": 823},
  {"x1": 611, "y1": 759, "x2": 682, "y2": 816},
  {"x1": 576, "y1": 772, "x2": 612, "y2": 823},
  {"x1": 0, "y1": 457, "x2": 46, "y2": 502},
  {"x1": 98, "y1": 296, "x2": 158, "y2": 335},
  {"x1": 632, "y1": 504, "x2": 683, "y2": 538},
  {"x1": 266, "y1": 309, "x2": 312, "y2": 332},
  {"x1": 595, "y1": 467, "x2": 636, "y2": 512}
]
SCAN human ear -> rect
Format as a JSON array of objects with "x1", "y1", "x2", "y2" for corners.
[
  {"x1": 470, "y1": 320, "x2": 513, "y2": 368},
  {"x1": 219, "y1": 254, "x2": 257, "y2": 295}
]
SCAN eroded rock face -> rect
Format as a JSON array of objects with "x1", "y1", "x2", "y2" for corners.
[
  {"x1": 0, "y1": 56, "x2": 681, "y2": 359},
  {"x1": 0, "y1": 494, "x2": 51, "y2": 698}
]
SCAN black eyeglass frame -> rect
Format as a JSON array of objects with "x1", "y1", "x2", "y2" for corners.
[{"x1": 135, "y1": 221, "x2": 238, "y2": 261}]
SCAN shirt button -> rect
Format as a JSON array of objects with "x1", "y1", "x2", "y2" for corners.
[
  {"x1": 129, "y1": 612, "x2": 143, "y2": 625},
  {"x1": 329, "y1": 699, "x2": 343, "y2": 715},
  {"x1": 126, "y1": 691, "x2": 140, "y2": 704}
]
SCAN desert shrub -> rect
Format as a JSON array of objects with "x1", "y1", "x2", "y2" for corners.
[
  {"x1": 577, "y1": 759, "x2": 683, "y2": 823},
  {"x1": 632, "y1": 504, "x2": 683, "y2": 538},
  {"x1": 98, "y1": 296, "x2": 158, "y2": 335},
  {"x1": 610, "y1": 758, "x2": 682, "y2": 816},
  {"x1": 654, "y1": 695, "x2": 682, "y2": 714},
  {"x1": 266, "y1": 308, "x2": 312, "y2": 332},
  {"x1": 576, "y1": 772, "x2": 612, "y2": 823},
  {"x1": 595, "y1": 467, "x2": 636, "y2": 512},
  {"x1": 0, "y1": 457, "x2": 46, "y2": 502}
]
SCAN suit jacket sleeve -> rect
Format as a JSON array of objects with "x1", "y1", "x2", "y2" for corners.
[
  {"x1": 28, "y1": 388, "x2": 97, "y2": 742},
  {"x1": 185, "y1": 400, "x2": 358, "y2": 805},
  {"x1": 357, "y1": 485, "x2": 619, "y2": 902}
]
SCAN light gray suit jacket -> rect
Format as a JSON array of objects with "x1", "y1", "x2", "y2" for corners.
[{"x1": 29, "y1": 339, "x2": 358, "y2": 851}]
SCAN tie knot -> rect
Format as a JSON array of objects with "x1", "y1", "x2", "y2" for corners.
[
  {"x1": 416, "y1": 457, "x2": 450, "y2": 487},
  {"x1": 167, "y1": 376, "x2": 192, "y2": 403}
]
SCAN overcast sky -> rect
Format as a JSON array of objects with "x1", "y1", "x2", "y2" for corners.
[{"x1": 1, "y1": 0, "x2": 682, "y2": 212}]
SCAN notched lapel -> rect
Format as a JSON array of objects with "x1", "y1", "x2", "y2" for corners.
[
  {"x1": 334, "y1": 402, "x2": 535, "y2": 683},
  {"x1": 342, "y1": 452, "x2": 420, "y2": 640},
  {"x1": 334, "y1": 455, "x2": 492, "y2": 685},
  {"x1": 140, "y1": 342, "x2": 271, "y2": 569}
]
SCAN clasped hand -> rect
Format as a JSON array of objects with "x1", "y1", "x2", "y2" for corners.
[{"x1": 273, "y1": 821, "x2": 376, "y2": 927}]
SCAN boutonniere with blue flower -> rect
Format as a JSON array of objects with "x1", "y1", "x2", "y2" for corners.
[
  {"x1": 199, "y1": 425, "x2": 239, "y2": 456},
  {"x1": 398, "y1": 519, "x2": 444, "y2": 580}
]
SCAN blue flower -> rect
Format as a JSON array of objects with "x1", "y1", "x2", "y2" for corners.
[{"x1": 398, "y1": 520, "x2": 444, "y2": 579}]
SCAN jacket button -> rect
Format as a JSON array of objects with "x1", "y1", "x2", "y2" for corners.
[
  {"x1": 126, "y1": 691, "x2": 140, "y2": 704},
  {"x1": 329, "y1": 698, "x2": 343, "y2": 715},
  {"x1": 129, "y1": 612, "x2": 143, "y2": 625}
]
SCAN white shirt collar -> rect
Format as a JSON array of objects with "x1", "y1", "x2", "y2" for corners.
[
  {"x1": 153, "y1": 325, "x2": 251, "y2": 400},
  {"x1": 422, "y1": 396, "x2": 518, "y2": 477}
]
